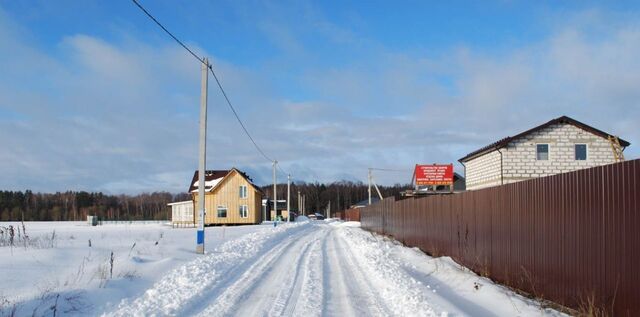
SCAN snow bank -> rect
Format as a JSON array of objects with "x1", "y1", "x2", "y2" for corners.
[
  {"x1": 108, "y1": 222, "x2": 310, "y2": 316},
  {"x1": 337, "y1": 226, "x2": 566, "y2": 317},
  {"x1": 0, "y1": 221, "x2": 272, "y2": 316}
]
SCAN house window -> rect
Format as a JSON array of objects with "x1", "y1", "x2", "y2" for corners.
[
  {"x1": 239, "y1": 185, "x2": 247, "y2": 198},
  {"x1": 239, "y1": 205, "x2": 248, "y2": 218},
  {"x1": 575, "y1": 144, "x2": 587, "y2": 160},
  {"x1": 217, "y1": 206, "x2": 227, "y2": 218},
  {"x1": 536, "y1": 144, "x2": 549, "y2": 160}
]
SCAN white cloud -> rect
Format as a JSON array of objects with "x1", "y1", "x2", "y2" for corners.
[{"x1": 0, "y1": 6, "x2": 639, "y2": 192}]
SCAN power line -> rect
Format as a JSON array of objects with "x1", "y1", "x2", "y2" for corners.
[
  {"x1": 131, "y1": 0, "x2": 275, "y2": 163},
  {"x1": 206, "y1": 66, "x2": 274, "y2": 162},
  {"x1": 369, "y1": 167, "x2": 411, "y2": 173},
  {"x1": 131, "y1": 0, "x2": 205, "y2": 65},
  {"x1": 276, "y1": 164, "x2": 289, "y2": 177}
]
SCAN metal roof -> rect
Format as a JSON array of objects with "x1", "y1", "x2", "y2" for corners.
[
  {"x1": 458, "y1": 115, "x2": 631, "y2": 163},
  {"x1": 187, "y1": 168, "x2": 262, "y2": 194}
]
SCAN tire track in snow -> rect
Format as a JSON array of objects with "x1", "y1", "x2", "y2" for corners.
[
  {"x1": 336, "y1": 226, "x2": 437, "y2": 316},
  {"x1": 106, "y1": 222, "x2": 312, "y2": 317},
  {"x1": 322, "y1": 228, "x2": 373, "y2": 317},
  {"x1": 331, "y1": 228, "x2": 391, "y2": 316},
  {"x1": 195, "y1": 223, "x2": 326, "y2": 317},
  {"x1": 288, "y1": 230, "x2": 324, "y2": 317},
  {"x1": 276, "y1": 227, "x2": 326, "y2": 317}
]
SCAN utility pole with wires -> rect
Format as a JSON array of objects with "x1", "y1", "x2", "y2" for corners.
[
  {"x1": 272, "y1": 160, "x2": 277, "y2": 222},
  {"x1": 131, "y1": 0, "x2": 291, "y2": 249},
  {"x1": 367, "y1": 168, "x2": 388, "y2": 205},
  {"x1": 196, "y1": 57, "x2": 208, "y2": 255},
  {"x1": 287, "y1": 174, "x2": 291, "y2": 222}
]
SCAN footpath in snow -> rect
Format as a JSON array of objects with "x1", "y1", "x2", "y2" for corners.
[{"x1": 106, "y1": 220, "x2": 564, "y2": 317}]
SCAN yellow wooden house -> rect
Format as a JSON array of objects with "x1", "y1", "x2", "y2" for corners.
[{"x1": 189, "y1": 168, "x2": 263, "y2": 225}]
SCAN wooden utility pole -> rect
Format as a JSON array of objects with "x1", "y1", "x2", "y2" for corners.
[
  {"x1": 196, "y1": 57, "x2": 208, "y2": 254},
  {"x1": 368, "y1": 168, "x2": 372, "y2": 205},
  {"x1": 287, "y1": 174, "x2": 291, "y2": 222},
  {"x1": 273, "y1": 160, "x2": 277, "y2": 222}
]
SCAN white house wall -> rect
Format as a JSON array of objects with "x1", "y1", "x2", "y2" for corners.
[
  {"x1": 171, "y1": 202, "x2": 194, "y2": 223},
  {"x1": 464, "y1": 150, "x2": 503, "y2": 190},
  {"x1": 466, "y1": 122, "x2": 619, "y2": 190},
  {"x1": 502, "y1": 123, "x2": 617, "y2": 183}
]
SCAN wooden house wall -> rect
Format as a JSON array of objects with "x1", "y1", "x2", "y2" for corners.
[{"x1": 193, "y1": 170, "x2": 262, "y2": 225}]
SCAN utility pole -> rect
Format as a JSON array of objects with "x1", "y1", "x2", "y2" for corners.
[
  {"x1": 287, "y1": 174, "x2": 291, "y2": 222},
  {"x1": 273, "y1": 160, "x2": 277, "y2": 222},
  {"x1": 368, "y1": 168, "x2": 372, "y2": 205},
  {"x1": 196, "y1": 57, "x2": 208, "y2": 255},
  {"x1": 327, "y1": 200, "x2": 331, "y2": 219},
  {"x1": 297, "y1": 190, "x2": 301, "y2": 215}
]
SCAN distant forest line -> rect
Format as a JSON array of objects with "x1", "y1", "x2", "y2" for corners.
[{"x1": 0, "y1": 181, "x2": 410, "y2": 221}]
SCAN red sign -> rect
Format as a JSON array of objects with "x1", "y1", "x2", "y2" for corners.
[{"x1": 414, "y1": 164, "x2": 454, "y2": 186}]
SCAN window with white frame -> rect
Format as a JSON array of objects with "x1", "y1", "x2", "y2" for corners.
[
  {"x1": 239, "y1": 185, "x2": 247, "y2": 198},
  {"x1": 217, "y1": 205, "x2": 227, "y2": 218},
  {"x1": 536, "y1": 144, "x2": 549, "y2": 160},
  {"x1": 575, "y1": 144, "x2": 587, "y2": 160},
  {"x1": 239, "y1": 205, "x2": 248, "y2": 218}
]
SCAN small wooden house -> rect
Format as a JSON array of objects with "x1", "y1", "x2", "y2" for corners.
[{"x1": 189, "y1": 168, "x2": 263, "y2": 225}]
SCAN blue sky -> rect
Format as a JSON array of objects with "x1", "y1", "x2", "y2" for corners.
[{"x1": 1, "y1": 1, "x2": 639, "y2": 193}]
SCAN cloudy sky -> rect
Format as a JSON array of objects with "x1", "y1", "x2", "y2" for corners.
[{"x1": 1, "y1": 1, "x2": 639, "y2": 193}]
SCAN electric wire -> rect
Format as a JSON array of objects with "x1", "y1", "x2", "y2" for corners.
[
  {"x1": 132, "y1": 0, "x2": 275, "y2": 164},
  {"x1": 368, "y1": 167, "x2": 411, "y2": 172}
]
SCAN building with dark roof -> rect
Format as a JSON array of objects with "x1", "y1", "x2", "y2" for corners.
[
  {"x1": 189, "y1": 168, "x2": 264, "y2": 225},
  {"x1": 459, "y1": 116, "x2": 630, "y2": 190}
]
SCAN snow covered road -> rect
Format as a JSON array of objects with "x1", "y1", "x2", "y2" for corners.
[{"x1": 107, "y1": 221, "x2": 563, "y2": 317}]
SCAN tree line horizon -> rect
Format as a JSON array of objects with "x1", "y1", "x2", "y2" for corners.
[{"x1": 0, "y1": 181, "x2": 410, "y2": 221}]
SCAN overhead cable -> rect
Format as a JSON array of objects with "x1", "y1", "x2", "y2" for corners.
[{"x1": 132, "y1": 0, "x2": 275, "y2": 163}]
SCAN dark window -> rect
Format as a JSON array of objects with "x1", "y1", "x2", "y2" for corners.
[
  {"x1": 575, "y1": 144, "x2": 587, "y2": 160},
  {"x1": 536, "y1": 144, "x2": 549, "y2": 160},
  {"x1": 217, "y1": 206, "x2": 227, "y2": 218}
]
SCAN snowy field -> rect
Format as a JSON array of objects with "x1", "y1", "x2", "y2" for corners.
[{"x1": 0, "y1": 220, "x2": 565, "y2": 316}]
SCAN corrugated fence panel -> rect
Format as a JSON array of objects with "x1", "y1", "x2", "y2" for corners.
[{"x1": 356, "y1": 159, "x2": 640, "y2": 315}]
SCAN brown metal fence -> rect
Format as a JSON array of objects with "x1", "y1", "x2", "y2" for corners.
[
  {"x1": 360, "y1": 159, "x2": 640, "y2": 315},
  {"x1": 344, "y1": 208, "x2": 361, "y2": 222}
]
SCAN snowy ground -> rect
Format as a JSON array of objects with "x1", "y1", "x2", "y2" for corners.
[{"x1": 0, "y1": 220, "x2": 565, "y2": 316}]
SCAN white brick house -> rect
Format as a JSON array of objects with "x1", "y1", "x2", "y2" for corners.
[{"x1": 459, "y1": 116, "x2": 630, "y2": 190}]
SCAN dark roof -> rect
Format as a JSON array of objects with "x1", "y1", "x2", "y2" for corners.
[
  {"x1": 459, "y1": 116, "x2": 631, "y2": 163},
  {"x1": 187, "y1": 168, "x2": 262, "y2": 194},
  {"x1": 188, "y1": 170, "x2": 229, "y2": 193}
]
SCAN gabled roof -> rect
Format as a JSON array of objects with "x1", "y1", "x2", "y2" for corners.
[
  {"x1": 188, "y1": 168, "x2": 262, "y2": 194},
  {"x1": 188, "y1": 170, "x2": 228, "y2": 193},
  {"x1": 459, "y1": 116, "x2": 631, "y2": 163}
]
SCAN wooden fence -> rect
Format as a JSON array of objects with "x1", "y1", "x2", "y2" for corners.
[{"x1": 359, "y1": 159, "x2": 640, "y2": 315}]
